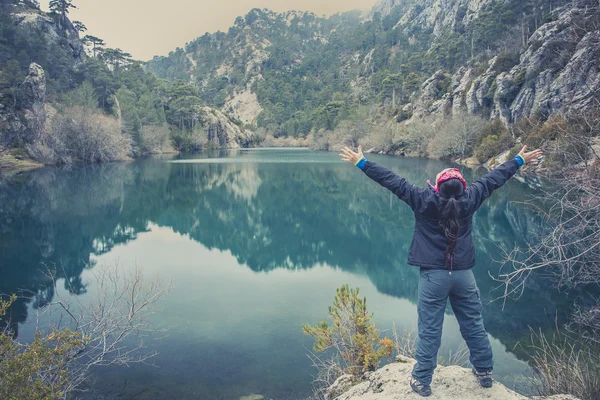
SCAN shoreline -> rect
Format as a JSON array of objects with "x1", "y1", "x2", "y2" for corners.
[{"x1": 0, "y1": 145, "x2": 542, "y2": 180}]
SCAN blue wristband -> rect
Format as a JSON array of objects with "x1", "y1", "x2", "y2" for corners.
[
  {"x1": 356, "y1": 158, "x2": 367, "y2": 170},
  {"x1": 514, "y1": 155, "x2": 525, "y2": 167}
]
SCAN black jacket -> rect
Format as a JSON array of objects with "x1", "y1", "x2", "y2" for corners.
[{"x1": 362, "y1": 158, "x2": 521, "y2": 270}]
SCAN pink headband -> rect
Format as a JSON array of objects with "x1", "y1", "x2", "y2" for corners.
[{"x1": 427, "y1": 168, "x2": 467, "y2": 193}]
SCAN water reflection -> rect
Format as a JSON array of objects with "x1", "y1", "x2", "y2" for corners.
[{"x1": 0, "y1": 149, "x2": 586, "y2": 397}]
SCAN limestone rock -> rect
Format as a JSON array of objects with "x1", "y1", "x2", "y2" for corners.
[
  {"x1": 387, "y1": 2, "x2": 599, "y2": 124},
  {"x1": 465, "y1": 57, "x2": 499, "y2": 117},
  {"x1": 239, "y1": 395, "x2": 265, "y2": 400},
  {"x1": 21, "y1": 63, "x2": 47, "y2": 144},
  {"x1": 328, "y1": 358, "x2": 579, "y2": 400},
  {"x1": 325, "y1": 374, "x2": 357, "y2": 400},
  {"x1": 200, "y1": 106, "x2": 254, "y2": 148},
  {"x1": 13, "y1": 7, "x2": 85, "y2": 65},
  {"x1": 0, "y1": 63, "x2": 47, "y2": 147},
  {"x1": 412, "y1": 70, "x2": 451, "y2": 119},
  {"x1": 223, "y1": 87, "x2": 263, "y2": 126},
  {"x1": 451, "y1": 67, "x2": 475, "y2": 115}
]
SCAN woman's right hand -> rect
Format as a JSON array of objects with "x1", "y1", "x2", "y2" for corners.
[
  {"x1": 518, "y1": 146, "x2": 543, "y2": 164},
  {"x1": 340, "y1": 146, "x2": 365, "y2": 165}
]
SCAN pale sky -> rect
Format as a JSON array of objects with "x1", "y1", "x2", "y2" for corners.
[{"x1": 41, "y1": 0, "x2": 379, "y2": 61}]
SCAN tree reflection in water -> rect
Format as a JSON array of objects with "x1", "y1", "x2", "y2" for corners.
[{"x1": 0, "y1": 150, "x2": 586, "y2": 371}]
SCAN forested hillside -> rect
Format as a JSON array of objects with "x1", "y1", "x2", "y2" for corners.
[
  {"x1": 0, "y1": 0, "x2": 253, "y2": 169},
  {"x1": 148, "y1": 0, "x2": 600, "y2": 164}
]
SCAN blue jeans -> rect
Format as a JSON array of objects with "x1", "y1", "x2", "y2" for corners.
[{"x1": 411, "y1": 268, "x2": 493, "y2": 385}]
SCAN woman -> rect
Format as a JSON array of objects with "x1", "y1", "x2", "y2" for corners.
[{"x1": 340, "y1": 145, "x2": 543, "y2": 397}]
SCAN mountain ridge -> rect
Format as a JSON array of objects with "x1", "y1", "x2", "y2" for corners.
[{"x1": 147, "y1": 0, "x2": 599, "y2": 141}]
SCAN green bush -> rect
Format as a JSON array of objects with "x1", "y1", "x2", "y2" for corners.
[
  {"x1": 475, "y1": 133, "x2": 514, "y2": 163},
  {"x1": 0, "y1": 295, "x2": 85, "y2": 400},
  {"x1": 396, "y1": 108, "x2": 413, "y2": 123},
  {"x1": 303, "y1": 285, "x2": 394, "y2": 377},
  {"x1": 474, "y1": 119, "x2": 514, "y2": 163}
]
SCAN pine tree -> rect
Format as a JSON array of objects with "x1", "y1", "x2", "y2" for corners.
[
  {"x1": 72, "y1": 20, "x2": 86, "y2": 33},
  {"x1": 49, "y1": 0, "x2": 76, "y2": 28},
  {"x1": 82, "y1": 35, "x2": 105, "y2": 57}
]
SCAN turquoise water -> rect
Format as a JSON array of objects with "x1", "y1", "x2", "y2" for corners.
[{"x1": 0, "y1": 149, "x2": 580, "y2": 399}]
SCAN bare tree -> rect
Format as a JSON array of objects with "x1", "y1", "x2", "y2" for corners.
[
  {"x1": 36, "y1": 263, "x2": 171, "y2": 395},
  {"x1": 494, "y1": 110, "x2": 600, "y2": 316}
]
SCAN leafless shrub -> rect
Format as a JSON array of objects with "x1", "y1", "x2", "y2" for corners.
[
  {"x1": 260, "y1": 134, "x2": 308, "y2": 148},
  {"x1": 496, "y1": 174, "x2": 600, "y2": 303},
  {"x1": 568, "y1": 300, "x2": 600, "y2": 345},
  {"x1": 305, "y1": 350, "x2": 345, "y2": 400},
  {"x1": 392, "y1": 322, "x2": 417, "y2": 359},
  {"x1": 333, "y1": 119, "x2": 369, "y2": 148},
  {"x1": 359, "y1": 123, "x2": 396, "y2": 153},
  {"x1": 401, "y1": 117, "x2": 437, "y2": 156},
  {"x1": 36, "y1": 262, "x2": 170, "y2": 395},
  {"x1": 27, "y1": 107, "x2": 132, "y2": 165},
  {"x1": 493, "y1": 106, "x2": 600, "y2": 400},
  {"x1": 428, "y1": 113, "x2": 487, "y2": 160},
  {"x1": 139, "y1": 124, "x2": 174, "y2": 154}
]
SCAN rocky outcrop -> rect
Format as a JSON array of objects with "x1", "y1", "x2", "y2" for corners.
[
  {"x1": 1, "y1": 4, "x2": 84, "y2": 151},
  {"x1": 413, "y1": 3, "x2": 600, "y2": 124},
  {"x1": 223, "y1": 87, "x2": 263, "y2": 126},
  {"x1": 451, "y1": 67, "x2": 475, "y2": 115},
  {"x1": 21, "y1": 63, "x2": 47, "y2": 143},
  {"x1": 201, "y1": 106, "x2": 254, "y2": 148},
  {"x1": 0, "y1": 63, "x2": 47, "y2": 147},
  {"x1": 326, "y1": 356, "x2": 580, "y2": 400},
  {"x1": 412, "y1": 70, "x2": 452, "y2": 118},
  {"x1": 373, "y1": 0, "x2": 495, "y2": 36},
  {"x1": 12, "y1": 7, "x2": 85, "y2": 65},
  {"x1": 465, "y1": 58, "x2": 498, "y2": 116}
]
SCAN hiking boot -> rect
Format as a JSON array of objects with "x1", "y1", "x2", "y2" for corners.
[
  {"x1": 410, "y1": 377, "x2": 432, "y2": 397},
  {"x1": 472, "y1": 368, "x2": 493, "y2": 388}
]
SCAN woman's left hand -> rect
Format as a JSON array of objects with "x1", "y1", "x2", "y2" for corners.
[{"x1": 340, "y1": 146, "x2": 364, "y2": 165}]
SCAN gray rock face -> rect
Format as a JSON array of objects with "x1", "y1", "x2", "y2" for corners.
[
  {"x1": 395, "y1": 2, "x2": 600, "y2": 124},
  {"x1": 21, "y1": 63, "x2": 47, "y2": 143},
  {"x1": 201, "y1": 106, "x2": 255, "y2": 148},
  {"x1": 13, "y1": 8, "x2": 85, "y2": 65},
  {"x1": 451, "y1": 67, "x2": 475, "y2": 115},
  {"x1": 0, "y1": 63, "x2": 47, "y2": 147},
  {"x1": 412, "y1": 70, "x2": 451, "y2": 118}
]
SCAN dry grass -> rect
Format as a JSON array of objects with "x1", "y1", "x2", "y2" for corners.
[
  {"x1": 529, "y1": 329, "x2": 600, "y2": 400},
  {"x1": 391, "y1": 323, "x2": 470, "y2": 368}
]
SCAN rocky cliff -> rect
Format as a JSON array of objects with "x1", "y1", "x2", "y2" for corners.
[
  {"x1": 372, "y1": 0, "x2": 600, "y2": 124},
  {"x1": 326, "y1": 356, "x2": 579, "y2": 400},
  {"x1": 201, "y1": 106, "x2": 254, "y2": 148}
]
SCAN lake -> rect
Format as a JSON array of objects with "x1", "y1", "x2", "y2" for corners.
[{"x1": 0, "y1": 149, "x2": 581, "y2": 399}]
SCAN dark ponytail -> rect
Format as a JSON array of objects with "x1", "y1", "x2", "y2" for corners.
[{"x1": 438, "y1": 178, "x2": 465, "y2": 266}]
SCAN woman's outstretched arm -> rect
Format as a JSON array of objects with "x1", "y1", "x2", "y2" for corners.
[
  {"x1": 340, "y1": 146, "x2": 424, "y2": 210},
  {"x1": 467, "y1": 146, "x2": 543, "y2": 212}
]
